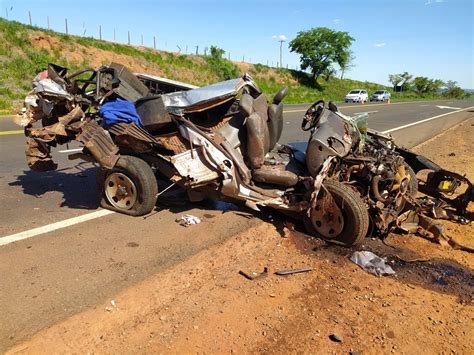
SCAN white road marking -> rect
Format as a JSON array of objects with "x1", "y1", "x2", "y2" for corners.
[
  {"x1": 58, "y1": 148, "x2": 83, "y2": 153},
  {"x1": 0, "y1": 210, "x2": 114, "y2": 247},
  {"x1": 436, "y1": 105, "x2": 461, "y2": 110},
  {"x1": 383, "y1": 106, "x2": 474, "y2": 134},
  {"x1": 353, "y1": 110, "x2": 378, "y2": 115}
]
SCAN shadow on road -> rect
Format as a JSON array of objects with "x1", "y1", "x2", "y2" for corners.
[{"x1": 8, "y1": 163, "x2": 100, "y2": 210}]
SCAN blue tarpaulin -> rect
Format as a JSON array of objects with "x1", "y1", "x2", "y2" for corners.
[{"x1": 99, "y1": 99, "x2": 143, "y2": 127}]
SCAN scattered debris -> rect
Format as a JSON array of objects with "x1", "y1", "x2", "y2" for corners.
[
  {"x1": 329, "y1": 333, "x2": 343, "y2": 343},
  {"x1": 448, "y1": 152, "x2": 456, "y2": 157},
  {"x1": 106, "y1": 299, "x2": 118, "y2": 312},
  {"x1": 176, "y1": 214, "x2": 202, "y2": 227},
  {"x1": 433, "y1": 276, "x2": 449, "y2": 286},
  {"x1": 350, "y1": 251, "x2": 396, "y2": 276},
  {"x1": 274, "y1": 267, "x2": 313, "y2": 276},
  {"x1": 126, "y1": 242, "x2": 139, "y2": 247},
  {"x1": 238, "y1": 267, "x2": 269, "y2": 280}
]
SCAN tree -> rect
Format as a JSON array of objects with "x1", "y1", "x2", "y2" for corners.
[
  {"x1": 443, "y1": 80, "x2": 467, "y2": 99},
  {"x1": 412, "y1": 77, "x2": 443, "y2": 95},
  {"x1": 338, "y1": 50, "x2": 355, "y2": 79},
  {"x1": 388, "y1": 72, "x2": 413, "y2": 91},
  {"x1": 289, "y1": 27, "x2": 354, "y2": 84},
  {"x1": 445, "y1": 80, "x2": 458, "y2": 91},
  {"x1": 206, "y1": 45, "x2": 239, "y2": 80},
  {"x1": 209, "y1": 46, "x2": 225, "y2": 59}
]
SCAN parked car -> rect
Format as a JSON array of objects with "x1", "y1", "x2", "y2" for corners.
[
  {"x1": 370, "y1": 90, "x2": 391, "y2": 102},
  {"x1": 345, "y1": 89, "x2": 368, "y2": 103}
]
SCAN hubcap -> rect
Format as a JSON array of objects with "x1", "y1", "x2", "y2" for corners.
[
  {"x1": 310, "y1": 195, "x2": 344, "y2": 238},
  {"x1": 104, "y1": 172, "x2": 137, "y2": 210}
]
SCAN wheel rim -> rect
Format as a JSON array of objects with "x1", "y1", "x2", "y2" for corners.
[
  {"x1": 309, "y1": 195, "x2": 345, "y2": 238},
  {"x1": 104, "y1": 172, "x2": 137, "y2": 210}
]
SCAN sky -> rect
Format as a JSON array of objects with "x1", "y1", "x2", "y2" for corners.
[{"x1": 2, "y1": 0, "x2": 473, "y2": 88}]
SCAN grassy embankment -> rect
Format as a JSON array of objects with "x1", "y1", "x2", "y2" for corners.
[{"x1": 0, "y1": 18, "x2": 446, "y2": 114}]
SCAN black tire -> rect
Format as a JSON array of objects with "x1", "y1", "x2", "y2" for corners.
[
  {"x1": 304, "y1": 179, "x2": 369, "y2": 246},
  {"x1": 98, "y1": 155, "x2": 158, "y2": 216}
]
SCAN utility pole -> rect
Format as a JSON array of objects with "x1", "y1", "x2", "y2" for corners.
[
  {"x1": 128, "y1": 31, "x2": 130, "y2": 45},
  {"x1": 195, "y1": 45, "x2": 198, "y2": 55},
  {"x1": 65, "y1": 18, "x2": 68, "y2": 34},
  {"x1": 47, "y1": 16, "x2": 49, "y2": 29},
  {"x1": 28, "y1": 11, "x2": 32, "y2": 26},
  {"x1": 278, "y1": 38, "x2": 286, "y2": 68},
  {"x1": 99, "y1": 25, "x2": 102, "y2": 40},
  {"x1": 153, "y1": 36, "x2": 156, "y2": 49},
  {"x1": 5, "y1": 7, "x2": 8, "y2": 18},
  {"x1": 141, "y1": 34, "x2": 143, "y2": 46},
  {"x1": 113, "y1": 28, "x2": 116, "y2": 41}
]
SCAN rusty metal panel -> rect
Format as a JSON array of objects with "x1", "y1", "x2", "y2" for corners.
[{"x1": 76, "y1": 120, "x2": 119, "y2": 169}]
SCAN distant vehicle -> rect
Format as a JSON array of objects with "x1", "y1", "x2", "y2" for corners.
[
  {"x1": 370, "y1": 90, "x2": 391, "y2": 102},
  {"x1": 345, "y1": 89, "x2": 368, "y2": 103}
]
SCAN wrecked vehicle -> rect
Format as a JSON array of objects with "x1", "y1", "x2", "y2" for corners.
[{"x1": 15, "y1": 63, "x2": 473, "y2": 247}]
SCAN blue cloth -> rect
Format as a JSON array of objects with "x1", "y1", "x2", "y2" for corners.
[{"x1": 99, "y1": 99, "x2": 143, "y2": 127}]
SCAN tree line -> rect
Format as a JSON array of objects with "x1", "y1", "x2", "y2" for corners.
[
  {"x1": 287, "y1": 27, "x2": 468, "y2": 98},
  {"x1": 388, "y1": 72, "x2": 467, "y2": 98}
]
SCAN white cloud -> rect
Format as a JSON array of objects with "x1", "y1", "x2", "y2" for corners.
[
  {"x1": 272, "y1": 34, "x2": 287, "y2": 41},
  {"x1": 374, "y1": 42, "x2": 386, "y2": 48},
  {"x1": 425, "y1": 0, "x2": 444, "y2": 5},
  {"x1": 332, "y1": 18, "x2": 341, "y2": 24}
]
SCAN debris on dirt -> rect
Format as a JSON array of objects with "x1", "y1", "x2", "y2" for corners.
[
  {"x1": 239, "y1": 267, "x2": 269, "y2": 280},
  {"x1": 350, "y1": 251, "x2": 396, "y2": 276},
  {"x1": 176, "y1": 214, "x2": 202, "y2": 227},
  {"x1": 274, "y1": 267, "x2": 313, "y2": 276},
  {"x1": 329, "y1": 333, "x2": 343, "y2": 343},
  {"x1": 126, "y1": 242, "x2": 139, "y2": 247},
  {"x1": 105, "y1": 300, "x2": 118, "y2": 312},
  {"x1": 448, "y1": 152, "x2": 456, "y2": 157}
]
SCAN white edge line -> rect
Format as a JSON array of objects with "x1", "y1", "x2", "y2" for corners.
[
  {"x1": 353, "y1": 110, "x2": 378, "y2": 115},
  {"x1": 0, "y1": 210, "x2": 115, "y2": 247},
  {"x1": 58, "y1": 148, "x2": 83, "y2": 153},
  {"x1": 382, "y1": 106, "x2": 474, "y2": 134}
]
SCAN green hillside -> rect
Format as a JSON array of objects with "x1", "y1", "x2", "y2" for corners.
[{"x1": 0, "y1": 18, "x2": 438, "y2": 113}]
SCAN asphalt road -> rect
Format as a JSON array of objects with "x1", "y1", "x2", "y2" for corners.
[{"x1": 0, "y1": 98, "x2": 473, "y2": 350}]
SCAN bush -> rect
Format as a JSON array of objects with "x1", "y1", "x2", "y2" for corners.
[
  {"x1": 444, "y1": 87, "x2": 467, "y2": 99},
  {"x1": 205, "y1": 46, "x2": 240, "y2": 80}
]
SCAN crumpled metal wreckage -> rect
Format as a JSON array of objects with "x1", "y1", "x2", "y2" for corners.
[{"x1": 14, "y1": 62, "x2": 473, "y2": 251}]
